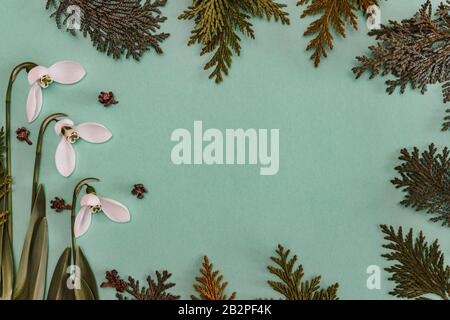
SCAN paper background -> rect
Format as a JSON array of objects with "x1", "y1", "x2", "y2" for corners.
[{"x1": 0, "y1": 0, "x2": 448, "y2": 299}]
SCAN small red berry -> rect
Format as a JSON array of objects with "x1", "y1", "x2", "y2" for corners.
[
  {"x1": 16, "y1": 127, "x2": 32, "y2": 145},
  {"x1": 101, "y1": 270, "x2": 128, "y2": 292},
  {"x1": 50, "y1": 197, "x2": 72, "y2": 212},
  {"x1": 98, "y1": 91, "x2": 118, "y2": 107},
  {"x1": 132, "y1": 184, "x2": 148, "y2": 199}
]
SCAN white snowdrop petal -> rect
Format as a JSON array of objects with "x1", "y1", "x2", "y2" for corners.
[
  {"x1": 49, "y1": 61, "x2": 86, "y2": 84},
  {"x1": 26, "y1": 83, "x2": 42, "y2": 123},
  {"x1": 80, "y1": 194, "x2": 101, "y2": 207},
  {"x1": 74, "y1": 206, "x2": 92, "y2": 238},
  {"x1": 28, "y1": 65, "x2": 50, "y2": 85},
  {"x1": 55, "y1": 138, "x2": 76, "y2": 177},
  {"x1": 54, "y1": 118, "x2": 74, "y2": 135},
  {"x1": 98, "y1": 196, "x2": 130, "y2": 223},
  {"x1": 75, "y1": 123, "x2": 112, "y2": 143}
]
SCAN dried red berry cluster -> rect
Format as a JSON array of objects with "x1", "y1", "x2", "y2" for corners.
[
  {"x1": 98, "y1": 91, "x2": 118, "y2": 107},
  {"x1": 100, "y1": 270, "x2": 128, "y2": 293},
  {"x1": 50, "y1": 197, "x2": 72, "y2": 212},
  {"x1": 132, "y1": 184, "x2": 148, "y2": 199},
  {"x1": 16, "y1": 127, "x2": 32, "y2": 145}
]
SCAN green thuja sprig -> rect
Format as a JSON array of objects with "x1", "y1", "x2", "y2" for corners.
[
  {"x1": 267, "y1": 244, "x2": 339, "y2": 300},
  {"x1": 381, "y1": 225, "x2": 450, "y2": 300},
  {"x1": 353, "y1": 0, "x2": 449, "y2": 101},
  {"x1": 46, "y1": 0, "x2": 170, "y2": 60},
  {"x1": 298, "y1": 0, "x2": 378, "y2": 67},
  {"x1": 391, "y1": 144, "x2": 450, "y2": 227},
  {"x1": 191, "y1": 256, "x2": 237, "y2": 300},
  {"x1": 179, "y1": 0, "x2": 290, "y2": 84}
]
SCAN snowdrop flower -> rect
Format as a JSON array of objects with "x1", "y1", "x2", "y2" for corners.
[
  {"x1": 54, "y1": 118, "x2": 112, "y2": 177},
  {"x1": 366, "y1": 5, "x2": 381, "y2": 30},
  {"x1": 75, "y1": 191, "x2": 130, "y2": 238},
  {"x1": 27, "y1": 61, "x2": 86, "y2": 123}
]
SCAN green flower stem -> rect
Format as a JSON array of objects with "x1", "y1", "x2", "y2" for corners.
[
  {"x1": 70, "y1": 178, "x2": 99, "y2": 259},
  {"x1": 31, "y1": 113, "x2": 67, "y2": 206},
  {"x1": 4, "y1": 62, "x2": 37, "y2": 239}
]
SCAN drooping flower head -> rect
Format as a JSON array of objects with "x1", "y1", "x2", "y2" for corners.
[
  {"x1": 54, "y1": 118, "x2": 112, "y2": 177},
  {"x1": 74, "y1": 187, "x2": 130, "y2": 238},
  {"x1": 27, "y1": 61, "x2": 86, "y2": 123}
]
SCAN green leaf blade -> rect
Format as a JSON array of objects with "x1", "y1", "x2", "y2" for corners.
[
  {"x1": 47, "y1": 247, "x2": 74, "y2": 300},
  {"x1": 13, "y1": 185, "x2": 48, "y2": 300},
  {"x1": 74, "y1": 246, "x2": 98, "y2": 300},
  {"x1": 0, "y1": 224, "x2": 14, "y2": 300}
]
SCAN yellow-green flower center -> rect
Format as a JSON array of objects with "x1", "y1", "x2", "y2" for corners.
[
  {"x1": 62, "y1": 127, "x2": 80, "y2": 144},
  {"x1": 39, "y1": 74, "x2": 53, "y2": 88},
  {"x1": 68, "y1": 132, "x2": 80, "y2": 144},
  {"x1": 90, "y1": 205, "x2": 102, "y2": 214}
]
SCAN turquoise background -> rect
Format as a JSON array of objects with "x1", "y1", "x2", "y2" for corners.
[{"x1": 0, "y1": 0, "x2": 448, "y2": 300}]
